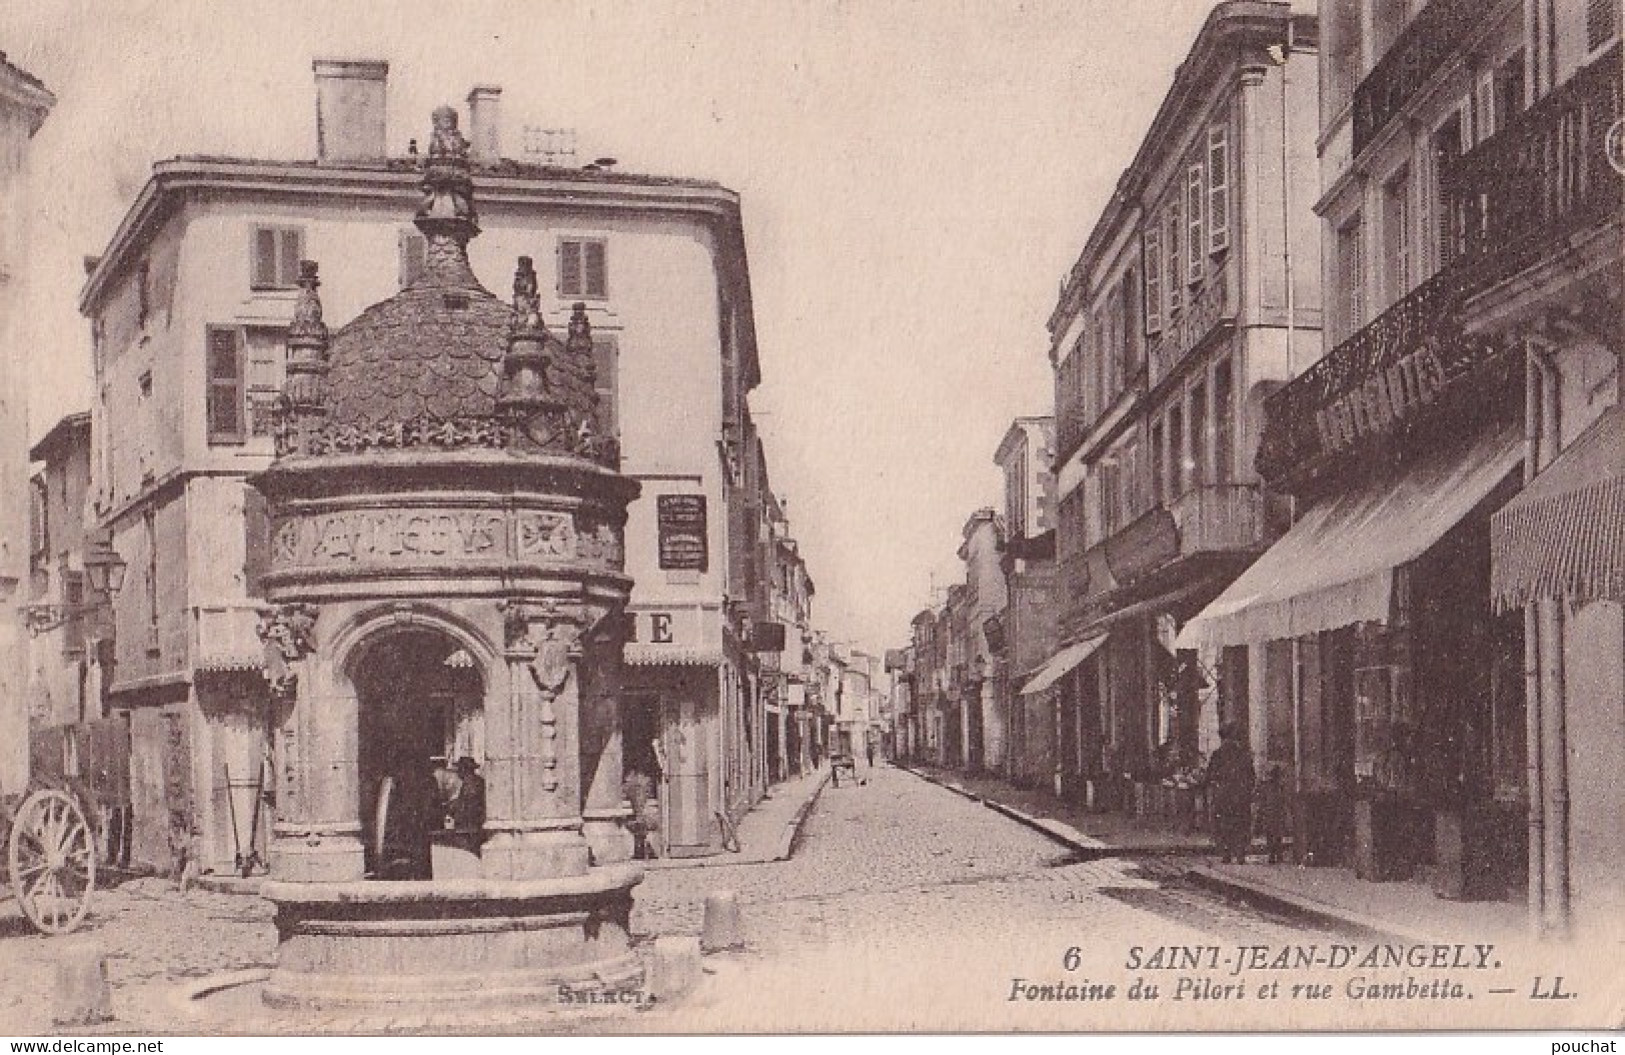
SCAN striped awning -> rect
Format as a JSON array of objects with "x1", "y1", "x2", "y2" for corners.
[
  {"x1": 1019, "y1": 635, "x2": 1106, "y2": 696},
  {"x1": 1178, "y1": 423, "x2": 1522, "y2": 650},
  {"x1": 1491, "y1": 406, "x2": 1624, "y2": 610}
]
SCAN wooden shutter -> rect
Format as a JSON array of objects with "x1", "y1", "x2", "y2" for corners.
[
  {"x1": 206, "y1": 326, "x2": 245, "y2": 444},
  {"x1": 1208, "y1": 124, "x2": 1230, "y2": 253},
  {"x1": 584, "y1": 240, "x2": 608, "y2": 297},
  {"x1": 1187, "y1": 163, "x2": 1205, "y2": 284},
  {"x1": 399, "y1": 230, "x2": 427, "y2": 287},
  {"x1": 559, "y1": 239, "x2": 583, "y2": 296},
  {"x1": 278, "y1": 229, "x2": 304, "y2": 286},
  {"x1": 252, "y1": 228, "x2": 278, "y2": 288},
  {"x1": 62, "y1": 572, "x2": 85, "y2": 654},
  {"x1": 592, "y1": 335, "x2": 618, "y2": 438},
  {"x1": 1144, "y1": 224, "x2": 1163, "y2": 334},
  {"x1": 1474, "y1": 69, "x2": 1496, "y2": 145},
  {"x1": 1164, "y1": 201, "x2": 1182, "y2": 316},
  {"x1": 243, "y1": 486, "x2": 270, "y2": 599},
  {"x1": 1588, "y1": 0, "x2": 1618, "y2": 52}
]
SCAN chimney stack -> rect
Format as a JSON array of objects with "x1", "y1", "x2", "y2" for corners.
[
  {"x1": 313, "y1": 59, "x2": 389, "y2": 163},
  {"x1": 466, "y1": 84, "x2": 502, "y2": 162}
]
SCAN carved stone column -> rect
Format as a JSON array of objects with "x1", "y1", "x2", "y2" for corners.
[
  {"x1": 482, "y1": 600, "x2": 590, "y2": 879},
  {"x1": 579, "y1": 629, "x2": 633, "y2": 865},
  {"x1": 261, "y1": 605, "x2": 363, "y2": 882}
]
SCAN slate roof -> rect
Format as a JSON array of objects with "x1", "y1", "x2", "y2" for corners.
[{"x1": 322, "y1": 281, "x2": 512, "y2": 427}]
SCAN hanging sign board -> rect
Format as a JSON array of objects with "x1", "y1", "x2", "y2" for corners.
[{"x1": 657, "y1": 494, "x2": 709, "y2": 571}]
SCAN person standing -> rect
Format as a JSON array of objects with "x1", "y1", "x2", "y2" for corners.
[
  {"x1": 1207, "y1": 723, "x2": 1256, "y2": 865},
  {"x1": 1256, "y1": 765, "x2": 1288, "y2": 864}
]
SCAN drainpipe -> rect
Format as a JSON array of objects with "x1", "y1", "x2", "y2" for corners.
[
  {"x1": 1271, "y1": 30, "x2": 1296, "y2": 377},
  {"x1": 1522, "y1": 347, "x2": 1545, "y2": 936},
  {"x1": 1532, "y1": 344, "x2": 1569, "y2": 938}
]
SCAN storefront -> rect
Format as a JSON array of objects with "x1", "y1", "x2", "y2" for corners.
[{"x1": 1181, "y1": 422, "x2": 1528, "y2": 897}]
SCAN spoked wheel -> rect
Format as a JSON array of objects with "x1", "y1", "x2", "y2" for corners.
[{"x1": 7, "y1": 788, "x2": 97, "y2": 935}]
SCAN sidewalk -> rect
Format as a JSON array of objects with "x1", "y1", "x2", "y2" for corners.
[
  {"x1": 898, "y1": 761, "x2": 1528, "y2": 943},
  {"x1": 902, "y1": 762, "x2": 1213, "y2": 854},
  {"x1": 643, "y1": 765, "x2": 830, "y2": 870}
]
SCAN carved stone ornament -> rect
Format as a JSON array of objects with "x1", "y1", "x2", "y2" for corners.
[
  {"x1": 529, "y1": 621, "x2": 581, "y2": 695},
  {"x1": 257, "y1": 603, "x2": 319, "y2": 698}
]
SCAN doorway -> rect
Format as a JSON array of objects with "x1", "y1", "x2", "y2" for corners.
[{"x1": 352, "y1": 628, "x2": 483, "y2": 879}]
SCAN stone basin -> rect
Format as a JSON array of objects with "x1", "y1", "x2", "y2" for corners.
[{"x1": 260, "y1": 864, "x2": 643, "y2": 1012}]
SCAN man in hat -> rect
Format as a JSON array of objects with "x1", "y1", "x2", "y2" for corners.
[
  {"x1": 1207, "y1": 723, "x2": 1255, "y2": 864},
  {"x1": 446, "y1": 756, "x2": 486, "y2": 841}
]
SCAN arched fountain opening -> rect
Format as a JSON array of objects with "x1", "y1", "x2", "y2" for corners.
[{"x1": 346, "y1": 625, "x2": 486, "y2": 880}]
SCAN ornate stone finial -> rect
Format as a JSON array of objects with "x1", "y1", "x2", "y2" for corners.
[
  {"x1": 511, "y1": 256, "x2": 545, "y2": 337},
  {"x1": 415, "y1": 106, "x2": 479, "y2": 285},
  {"x1": 497, "y1": 256, "x2": 550, "y2": 418},
  {"x1": 282, "y1": 260, "x2": 330, "y2": 418},
  {"x1": 567, "y1": 302, "x2": 593, "y2": 358}
]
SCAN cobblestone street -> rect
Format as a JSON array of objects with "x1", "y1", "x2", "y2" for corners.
[{"x1": 0, "y1": 764, "x2": 1349, "y2": 1034}]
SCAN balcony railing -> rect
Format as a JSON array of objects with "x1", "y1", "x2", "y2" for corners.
[
  {"x1": 1148, "y1": 269, "x2": 1233, "y2": 390},
  {"x1": 1442, "y1": 43, "x2": 1621, "y2": 280},
  {"x1": 1351, "y1": 0, "x2": 1482, "y2": 157},
  {"x1": 1262, "y1": 45, "x2": 1622, "y2": 481},
  {"x1": 1168, "y1": 484, "x2": 1271, "y2": 555}
]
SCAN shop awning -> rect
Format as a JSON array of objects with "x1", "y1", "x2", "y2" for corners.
[
  {"x1": 1491, "y1": 405, "x2": 1624, "y2": 610},
  {"x1": 1019, "y1": 635, "x2": 1106, "y2": 696},
  {"x1": 1177, "y1": 423, "x2": 1523, "y2": 651}
]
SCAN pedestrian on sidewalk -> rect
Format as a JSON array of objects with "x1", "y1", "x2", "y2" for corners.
[
  {"x1": 1256, "y1": 765, "x2": 1287, "y2": 864},
  {"x1": 1207, "y1": 722, "x2": 1255, "y2": 865},
  {"x1": 866, "y1": 739, "x2": 875, "y2": 767}
]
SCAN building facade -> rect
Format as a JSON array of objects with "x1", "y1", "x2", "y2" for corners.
[
  {"x1": 1183, "y1": 0, "x2": 1620, "y2": 919},
  {"x1": 79, "y1": 60, "x2": 788, "y2": 872},
  {"x1": 996, "y1": 417, "x2": 1061, "y2": 790},
  {"x1": 1045, "y1": 2, "x2": 1321, "y2": 813},
  {"x1": 1, "y1": 52, "x2": 54, "y2": 797}
]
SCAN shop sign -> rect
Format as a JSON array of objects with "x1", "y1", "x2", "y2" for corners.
[
  {"x1": 657, "y1": 494, "x2": 709, "y2": 571},
  {"x1": 1314, "y1": 344, "x2": 1446, "y2": 454}
]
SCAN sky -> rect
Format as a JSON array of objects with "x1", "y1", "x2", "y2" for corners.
[{"x1": 2, "y1": 0, "x2": 1222, "y2": 655}]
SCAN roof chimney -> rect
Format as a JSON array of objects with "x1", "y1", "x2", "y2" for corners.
[
  {"x1": 313, "y1": 59, "x2": 389, "y2": 163},
  {"x1": 466, "y1": 84, "x2": 502, "y2": 162}
]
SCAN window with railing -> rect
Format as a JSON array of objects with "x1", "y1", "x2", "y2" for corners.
[
  {"x1": 1213, "y1": 358, "x2": 1235, "y2": 484},
  {"x1": 1381, "y1": 166, "x2": 1412, "y2": 310},
  {"x1": 1352, "y1": 0, "x2": 1482, "y2": 156}
]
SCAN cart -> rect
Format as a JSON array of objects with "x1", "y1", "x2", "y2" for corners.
[{"x1": 1, "y1": 785, "x2": 96, "y2": 934}]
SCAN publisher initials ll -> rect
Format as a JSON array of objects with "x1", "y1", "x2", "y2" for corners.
[{"x1": 1530, "y1": 977, "x2": 1573, "y2": 1000}]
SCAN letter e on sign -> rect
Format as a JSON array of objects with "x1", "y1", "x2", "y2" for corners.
[{"x1": 650, "y1": 613, "x2": 674, "y2": 644}]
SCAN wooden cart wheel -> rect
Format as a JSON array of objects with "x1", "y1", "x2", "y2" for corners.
[{"x1": 7, "y1": 788, "x2": 97, "y2": 935}]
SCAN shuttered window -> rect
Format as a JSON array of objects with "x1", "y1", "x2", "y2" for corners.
[
  {"x1": 593, "y1": 335, "x2": 619, "y2": 438},
  {"x1": 1208, "y1": 124, "x2": 1230, "y2": 253},
  {"x1": 62, "y1": 572, "x2": 85, "y2": 655},
  {"x1": 559, "y1": 238, "x2": 609, "y2": 298},
  {"x1": 399, "y1": 229, "x2": 427, "y2": 287},
  {"x1": 251, "y1": 226, "x2": 304, "y2": 290},
  {"x1": 1164, "y1": 200, "x2": 1182, "y2": 317},
  {"x1": 1589, "y1": 0, "x2": 1618, "y2": 52},
  {"x1": 206, "y1": 326, "x2": 246, "y2": 444},
  {"x1": 244, "y1": 487, "x2": 270, "y2": 599},
  {"x1": 1144, "y1": 225, "x2": 1163, "y2": 334},
  {"x1": 1335, "y1": 215, "x2": 1364, "y2": 341},
  {"x1": 1186, "y1": 163, "x2": 1205, "y2": 285}
]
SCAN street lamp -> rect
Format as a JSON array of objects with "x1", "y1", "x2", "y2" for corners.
[
  {"x1": 21, "y1": 527, "x2": 126, "y2": 636},
  {"x1": 82, "y1": 528, "x2": 127, "y2": 599}
]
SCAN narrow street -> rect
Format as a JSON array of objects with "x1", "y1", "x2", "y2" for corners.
[
  {"x1": 0, "y1": 764, "x2": 1345, "y2": 1034},
  {"x1": 635, "y1": 764, "x2": 1336, "y2": 951}
]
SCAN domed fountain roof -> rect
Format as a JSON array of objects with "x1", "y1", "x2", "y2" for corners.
[{"x1": 274, "y1": 106, "x2": 606, "y2": 461}]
